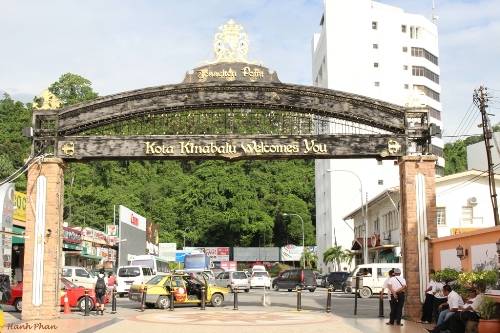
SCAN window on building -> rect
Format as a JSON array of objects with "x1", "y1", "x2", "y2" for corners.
[
  {"x1": 372, "y1": 21, "x2": 378, "y2": 30},
  {"x1": 401, "y1": 25, "x2": 407, "y2": 33},
  {"x1": 404, "y1": 84, "x2": 409, "y2": 89},
  {"x1": 436, "y1": 207, "x2": 446, "y2": 225},
  {"x1": 378, "y1": 179, "x2": 383, "y2": 185},
  {"x1": 374, "y1": 62, "x2": 379, "y2": 68},
  {"x1": 414, "y1": 85, "x2": 440, "y2": 102},
  {"x1": 410, "y1": 26, "x2": 415, "y2": 38},
  {"x1": 373, "y1": 43, "x2": 378, "y2": 49},
  {"x1": 412, "y1": 66, "x2": 440, "y2": 84},
  {"x1": 377, "y1": 160, "x2": 383, "y2": 165},
  {"x1": 403, "y1": 65, "x2": 408, "y2": 70},
  {"x1": 374, "y1": 81, "x2": 380, "y2": 87},
  {"x1": 402, "y1": 46, "x2": 408, "y2": 52},
  {"x1": 411, "y1": 47, "x2": 439, "y2": 65},
  {"x1": 428, "y1": 107, "x2": 442, "y2": 120},
  {"x1": 461, "y1": 206, "x2": 473, "y2": 225},
  {"x1": 374, "y1": 218, "x2": 380, "y2": 233}
]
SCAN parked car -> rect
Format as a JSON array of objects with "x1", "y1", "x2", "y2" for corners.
[
  {"x1": 6, "y1": 278, "x2": 108, "y2": 312},
  {"x1": 215, "y1": 271, "x2": 250, "y2": 292},
  {"x1": 314, "y1": 271, "x2": 324, "y2": 287},
  {"x1": 272, "y1": 269, "x2": 316, "y2": 292},
  {"x1": 116, "y1": 266, "x2": 154, "y2": 297},
  {"x1": 128, "y1": 272, "x2": 228, "y2": 309},
  {"x1": 250, "y1": 271, "x2": 271, "y2": 289},
  {"x1": 325, "y1": 272, "x2": 350, "y2": 292},
  {"x1": 62, "y1": 266, "x2": 97, "y2": 289},
  {"x1": 345, "y1": 263, "x2": 403, "y2": 298}
]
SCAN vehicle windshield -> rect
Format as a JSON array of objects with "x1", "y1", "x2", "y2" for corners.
[
  {"x1": 118, "y1": 267, "x2": 141, "y2": 277},
  {"x1": 253, "y1": 272, "x2": 268, "y2": 277},
  {"x1": 146, "y1": 275, "x2": 164, "y2": 285},
  {"x1": 233, "y1": 272, "x2": 247, "y2": 279}
]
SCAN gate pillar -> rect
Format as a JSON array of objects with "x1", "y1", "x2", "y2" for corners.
[
  {"x1": 22, "y1": 158, "x2": 64, "y2": 320},
  {"x1": 399, "y1": 156, "x2": 437, "y2": 321}
]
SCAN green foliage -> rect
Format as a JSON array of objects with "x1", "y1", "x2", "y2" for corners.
[
  {"x1": 457, "y1": 270, "x2": 498, "y2": 293},
  {"x1": 301, "y1": 248, "x2": 318, "y2": 269},
  {"x1": 434, "y1": 268, "x2": 460, "y2": 283},
  {"x1": 478, "y1": 296, "x2": 499, "y2": 320},
  {"x1": 48, "y1": 73, "x2": 98, "y2": 106},
  {"x1": 322, "y1": 246, "x2": 352, "y2": 271},
  {"x1": 269, "y1": 263, "x2": 292, "y2": 277}
]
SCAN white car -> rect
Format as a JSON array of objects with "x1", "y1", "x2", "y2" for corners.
[
  {"x1": 215, "y1": 271, "x2": 250, "y2": 292},
  {"x1": 250, "y1": 271, "x2": 271, "y2": 288},
  {"x1": 62, "y1": 266, "x2": 97, "y2": 289},
  {"x1": 116, "y1": 266, "x2": 154, "y2": 297}
]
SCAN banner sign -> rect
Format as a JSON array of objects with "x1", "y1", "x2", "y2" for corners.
[
  {"x1": 175, "y1": 251, "x2": 186, "y2": 263},
  {"x1": 63, "y1": 226, "x2": 82, "y2": 244},
  {"x1": 13, "y1": 191, "x2": 26, "y2": 222},
  {"x1": 119, "y1": 205, "x2": 146, "y2": 231},
  {"x1": 280, "y1": 245, "x2": 317, "y2": 261},
  {"x1": 0, "y1": 183, "x2": 14, "y2": 275},
  {"x1": 159, "y1": 243, "x2": 176, "y2": 261},
  {"x1": 220, "y1": 261, "x2": 237, "y2": 272},
  {"x1": 106, "y1": 224, "x2": 118, "y2": 236},
  {"x1": 203, "y1": 247, "x2": 230, "y2": 262}
]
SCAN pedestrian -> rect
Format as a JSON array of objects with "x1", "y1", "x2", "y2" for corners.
[
  {"x1": 432, "y1": 280, "x2": 447, "y2": 322},
  {"x1": 380, "y1": 269, "x2": 395, "y2": 322},
  {"x1": 419, "y1": 269, "x2": 437, "y2": 324},
  {"x1": 387, "y1": 268, "x2": 406, "y2": 326},
  {"x1": 94, "y1": 269, "x2": 107, "y2": 315},
  {"x1": 107, "y1": 272, "x2": 117, "y2": 298}
]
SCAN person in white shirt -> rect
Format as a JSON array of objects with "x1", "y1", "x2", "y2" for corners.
[
  {"x1": 420, "y1": 269, "x2": 437, "y2": 324},
  {"x1": 427, "y1": 284, "x2": 464, "y2": 332},
  {"x1": 432, "y1": 280, "x2": 447, "y2": 322},
  {"x1": 380, "y1": 269, "x2": 395, "y2": 323},
  {"x1": 387, "y1": 268, "x2": 407, "y2": 326}
]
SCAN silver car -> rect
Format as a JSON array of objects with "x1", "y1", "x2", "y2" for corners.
[{"x1": 215, "y1": 271, "x2": 250, "y2": 292}]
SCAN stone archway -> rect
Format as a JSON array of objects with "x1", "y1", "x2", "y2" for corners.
[{"x1": 22, "y1": 20, "x2": 435, "y2": 321}]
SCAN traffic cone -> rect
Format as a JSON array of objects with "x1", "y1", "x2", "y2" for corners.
[{"x1": 63, "y1": 293, "x2": 71, "y2": 314}]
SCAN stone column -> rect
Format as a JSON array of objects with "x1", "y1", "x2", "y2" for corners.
[
  {"x1": 399, "y1": 156, "x2": 437, "y2": 321},
  {"x1": 22, "y1": 158, "x2": 64, "y2": 320}
]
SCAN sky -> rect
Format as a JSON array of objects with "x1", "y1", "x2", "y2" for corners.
[{"x1": 1, "y1": 0, "x2": 499, "y2": 140}]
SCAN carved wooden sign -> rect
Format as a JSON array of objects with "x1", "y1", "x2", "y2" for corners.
[{"x1": 56, "y1": 134, "x2": 406, "y2": 160}]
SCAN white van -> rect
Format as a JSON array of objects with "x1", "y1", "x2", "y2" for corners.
[
  {"x1": 345, "y1": 263, "x2": 403, "y2": 298},
  {"x1": 62, "y1": 266, "x2": 97, "y2": 289},
  {"x1": 116, "y1": 266, "x2": 154, "y2": 297}
]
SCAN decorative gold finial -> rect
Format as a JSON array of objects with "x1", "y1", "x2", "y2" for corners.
[
  {"x1": 212, "y1": 19, "x2": 249, "y2": 63},
  {"x1": 33, "y1": 89, "x2": 61, "y2": 110}
]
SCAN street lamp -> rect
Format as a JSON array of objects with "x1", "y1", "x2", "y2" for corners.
[
  {"x1": 327, "y1": 169, "x2": 368, "y2": 265},
  {"x1": 283, "y1": 213, "x2": 305, "y2": 268}
]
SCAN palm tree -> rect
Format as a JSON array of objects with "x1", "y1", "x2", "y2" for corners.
[
  {"x1": 341, "y1": 250, "x2": 355, "y2": 268},
  {"x1": 323, "y1": 246, "x2": 344, "y2": 271},
  {"x1": 301, "y1": 248, "x2": 318, "y2": 269}
]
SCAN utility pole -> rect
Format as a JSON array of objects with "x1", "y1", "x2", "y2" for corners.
[{"x1": 474, "y1": 86, "x2": 500, "y2": 226}]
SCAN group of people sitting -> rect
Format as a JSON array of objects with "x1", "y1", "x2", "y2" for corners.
[{"x1": 420, "y1": 270, "x2": 481, "y2": 333}]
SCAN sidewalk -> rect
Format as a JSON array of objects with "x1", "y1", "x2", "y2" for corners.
[{"x1": 1, "y1": 308, "x2": 430, "y2": 333}]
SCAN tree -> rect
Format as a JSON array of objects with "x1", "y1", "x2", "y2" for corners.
[
  {"x1": 301, "y1": 248, "x2": 318, "y2": 269},
  {"x1": 323, "y1": 246, "x2": 343, "y2": 271},
  {"x1": 49, "y1": 73, "x2": 98, "y2": 106}
]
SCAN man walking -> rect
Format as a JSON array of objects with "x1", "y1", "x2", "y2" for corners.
[
  {"x1": 380, "y1": 269, "x2": 395, "y2": 324},
  {"x1": 387, "y1": 268, "x2": 406, "y2": 326}
]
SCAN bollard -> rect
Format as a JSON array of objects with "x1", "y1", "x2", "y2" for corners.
[
  {"x1": 84, "y1": 289, "x2": 89, "y2": 316},
  {"x1": 326, "y1": 287, "x2": 332, "y2": 313},
  {"x1": 169, "y1": 290, "x2": 174, "y2": 311},
  {"x1": 140, "y1": 286, "x2": 147, "y2": 312},
  {"x1": 200, "y1": 286, "x2": 206, "y2": 310},
  {"x1": 233, "y1": 288, "x2": 239, "y2": 310},
  {"x1": 378, "y1": 294, "x2": 384, "y2": 317},
  {"x1": 111, "y1": 288, "x2": 117, "y2": 314},
  {"x1": 296, "y1": 287, "x2": 302, "y2": 311},
  {"x1": 354, "y1": 277, "x2": 359, "y2": 316}
]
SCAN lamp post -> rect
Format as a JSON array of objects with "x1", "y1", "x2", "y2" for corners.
[
  {"x1": 327, "y1": 169, "x2": 368, "y2": 265},
  {"x1": 283, "y1": 213, "x2": 305, "y2": 268}
]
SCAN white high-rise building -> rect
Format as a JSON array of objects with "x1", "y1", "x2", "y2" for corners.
[{"x1": 312, "y1": 0, "x2": 444, "y2": 272}]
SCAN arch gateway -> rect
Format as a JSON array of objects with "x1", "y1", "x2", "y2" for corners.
[{"x1": 23, "y1": 20, "x2": 437, "y2": 320}]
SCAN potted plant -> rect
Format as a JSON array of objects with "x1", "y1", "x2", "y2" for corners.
[
  {"x1": 458, "y1": 270, "x2": 499, "y2": 293},
  {"x1": 477, "y1": 296, "x2": 500, "y2": 333},
  {"x1": 434, "y1": 268, "x2": 460, "y2": 284}
]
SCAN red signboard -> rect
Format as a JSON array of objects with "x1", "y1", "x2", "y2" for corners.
[
  {"x1": 131, "y1": 215, "x2": 139, "y2": 226},
  {"x1": 63, "y1": 227, "x2": 82, "y2": 244}
]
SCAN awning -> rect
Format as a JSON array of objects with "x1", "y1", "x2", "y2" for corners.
[
  {"x1": 12, "y1": 226, "x2": 25, "y2": 245},
  {"x1": 63, "y1": 243, "x2": 82, "y2": 251},
  {"x1": 80, "y1": 253, "x2": 102, "y2": 261}
]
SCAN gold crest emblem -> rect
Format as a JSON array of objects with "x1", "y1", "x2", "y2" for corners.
[
  {"x1": 387, "y1": 139, "x2": 401, "y2": 155},
  {"x1": 61, "y1": 142, "x2": 75, "y2": 156}
]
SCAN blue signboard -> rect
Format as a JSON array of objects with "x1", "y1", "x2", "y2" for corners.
[{"x1": 175, "y1": 251, "x2": 186, "y2": 262}]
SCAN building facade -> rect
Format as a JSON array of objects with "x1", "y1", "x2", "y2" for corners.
[
  {"x1": 345, "y1": 170, "x2": 500, "y2": 265},
  {"x1": 312, "y1": 0, "x2": 443, "y2": 272}
]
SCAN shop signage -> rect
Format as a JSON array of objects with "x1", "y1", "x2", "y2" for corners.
[
  {"x1": 220, "y1": 261, "x2": 237, "y2": 272},
  {"x1": 106, "y1": 224, "x2": 118, "y2": 236},
  {"x1": 203, "y1": 247, "x2": 230, "y2": 262},
  {"x1": 280, "y1": 245, "x2": 317, "y2": 261},
  {"x1": 159, "y1": 243, "x2": 176, "y2": 261},
  {"x1": 13, "y1": 191, "x2": 26, "y2": 222},
  {"x1": 63, "y1": 227, "x2": 81, "y2": 244}
]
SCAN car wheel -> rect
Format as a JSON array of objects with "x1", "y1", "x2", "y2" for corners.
[
  {"x1": 244, "y1": 289, "x2": 250, "y2": 293},
  {"x1": 145, "y1": 302, "x2": 155, "y2": 309},
  {"x1": 287, "y1": 289, "x2": 292, "y2": 292},
  {"x1": 359, "y1": 287, "x2": 372, "y2": 299},
  {"x1": 273, "y1": 284, "x2": 279, "y2": 291},
  {"x1": 118, "y1": 293, "x2": 124, "y2": 298},
  {"x1": 309, "y1": 288, "x2": 316, "y2": 292},
  {"x1": 77, "y1": 296, "x2": 95, "y2": 312},
  {"x1": 14, "y1": 298, "x2": 22, "y2": 312},
  {"x1": 211, "y1": 293, "x2": 224, "y2": 307},
  {"x1": 156, "y1": 296, "x2": 170, "y2": 309}
]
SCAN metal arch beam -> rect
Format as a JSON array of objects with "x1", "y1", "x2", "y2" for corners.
[{"x1": 34, "y1": 82, "x2": 406, "y2": 136}]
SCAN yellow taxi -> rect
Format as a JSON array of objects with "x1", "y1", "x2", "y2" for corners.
[{"x1": 129, "y1": 272, "x2": 229, "y2": 309}]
